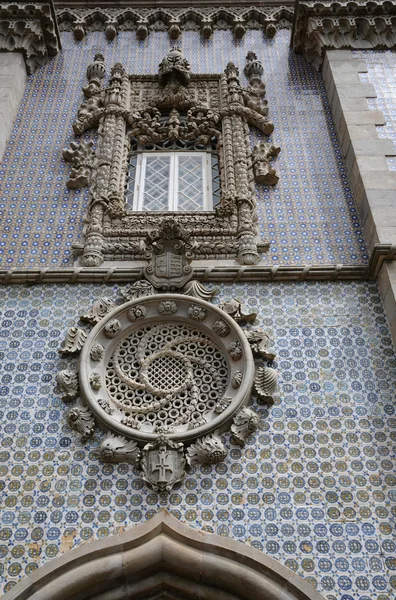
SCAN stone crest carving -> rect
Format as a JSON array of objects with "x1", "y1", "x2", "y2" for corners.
[
  {"x1": 56, "y1": 228, "x2": 279, "y2": 491},
  {"x1": 65, "y1": 47, "x2": 280, "y2": 267}
]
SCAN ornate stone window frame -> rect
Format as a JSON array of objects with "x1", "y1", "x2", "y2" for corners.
[{"x1": 64, "y1": 48, "x2": 279, "y2": 267}]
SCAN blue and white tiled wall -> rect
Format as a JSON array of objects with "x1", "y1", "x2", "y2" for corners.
[
  {"x1": 0, "y1": 29, "x2": 366, "y2": 268},
  {"x1": 0, "y1": 27, "x2": 396, "y2": 600},
  {"x1": 0, "y1": 281, "x2": 396, "y2": 599}
]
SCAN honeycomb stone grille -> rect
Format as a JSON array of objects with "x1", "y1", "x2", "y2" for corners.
[{"x1": 105, "y1": 323, "x2": 228, "y2": 432}]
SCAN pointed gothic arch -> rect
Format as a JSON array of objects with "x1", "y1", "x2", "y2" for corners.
[{"x1": 7, "y1": 510, "x2": 325, "y2": 600}]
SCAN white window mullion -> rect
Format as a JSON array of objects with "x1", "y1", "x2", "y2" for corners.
[
  {"x1": 170, "y1": 153, "x2": 177, "y2": 211},
  {"x1": 203, "y1": 154, "x2": 212, "y2": 211}
]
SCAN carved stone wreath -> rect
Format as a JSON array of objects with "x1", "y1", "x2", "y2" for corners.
[
  {"x1": 80, "y1": 294, "x2": 254, "y2": 442},
  {"x1": 65, "y1": 47, "x2": 280, "y2": 268},
  {"x1": 56, "y1": 223, "x2": 279, "y2": 491}
]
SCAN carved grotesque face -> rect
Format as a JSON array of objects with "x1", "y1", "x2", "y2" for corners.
[{"x1": 167, "y1": 49, "x2": 184, "y2": 66}]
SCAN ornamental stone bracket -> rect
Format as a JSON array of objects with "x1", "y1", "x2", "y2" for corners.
[
  {"x1": 55, "y1": 5, "x2": 293, "y2": 41},
  {"x1": 0, "y1": 1, "x2": 61, "y2": 74},
  {"x1": 292, "y1": 0, "x2": 396, "y2": 69},
  {"x1": 65, "y1": 47, "x2": 281, "y2": 267},
  {"x1": 55, "y1": 222, "x2": 279, "y2": 492}
]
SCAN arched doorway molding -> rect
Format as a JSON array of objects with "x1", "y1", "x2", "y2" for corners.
[{"x1": 6, "y1": 509, "x2": 325, "y2": 600}]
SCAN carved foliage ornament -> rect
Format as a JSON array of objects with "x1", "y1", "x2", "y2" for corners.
[
  {"x1": 292, "y1": 0, "x2": 396, "y2": 68},
  {"x1": 56, "y1": 238, "x2": 279, "y2": 491},
  {"x1": 56, "y1": 6, "x2": 294, "y2": 41},
  {"x1": 0, "y1": 2, "x2": 61, "y2": 74},
  {"x1": 64, "y1": 47, "x2": 280, "y2": 267}
]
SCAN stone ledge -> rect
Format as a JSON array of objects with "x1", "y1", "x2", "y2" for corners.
[{"x1": 378, "y1": 261, "x2": 396, "y2": 346}]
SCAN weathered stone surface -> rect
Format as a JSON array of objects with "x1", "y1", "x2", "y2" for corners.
[
  {"x1": 5, "y1": 509, "x2": 326, "y2": 600},
  {"x1": 0, "y1": 53, "x2": 26, "y2": 163}
]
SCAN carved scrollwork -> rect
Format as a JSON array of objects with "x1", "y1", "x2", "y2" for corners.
[
  {"x1": 186, "y1": 432, "x2": 227, "y2": 466},
  {"x1": 55, "y1": 369, "x2": 79, "y2": 402},
  {"x1": 66, "y1": 404, "x2": 95, "y2": 441},
  {"x1": 80, "y1": 297, "x2": 115, "y2": 325},
  {"x1": 219, "y1": 298, "x2": 257, "y2": 325},
  {"x1": 99, "y1": 433, "x2": 140, "y2": 464},
  {"x1": 59, "y1": 327, "x2": 87, "y2": 356},
  {"x1": 244, "y1": 329, "x2": 276, "y2": 361},
  {"x1": 231, "y1": 407, "x2": 260, "y2": 446}
]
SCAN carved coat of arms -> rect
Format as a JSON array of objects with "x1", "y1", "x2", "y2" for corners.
[{"x1": 141, "y1": 436, "x2": 186, "y2": 492}]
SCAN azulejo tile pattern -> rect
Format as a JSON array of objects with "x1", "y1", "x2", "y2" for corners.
[
  {"x1": 0, "y1": 30, "x2": 366, "y2": 267},
  {"x1": 0, "y1": 282, "x2": 395, "y2": 599},
  {"x1": 353, "y1": 50, "x2": 396, "y2": 172}
]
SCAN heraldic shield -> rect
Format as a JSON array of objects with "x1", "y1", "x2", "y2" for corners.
[{"x1": 141, "y1": 436, "x2": 186, "y2": 492}]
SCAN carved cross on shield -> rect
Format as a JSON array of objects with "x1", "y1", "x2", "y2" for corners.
[{"x1": 141, "y1": 436, "x2": 186, "y2": 491}]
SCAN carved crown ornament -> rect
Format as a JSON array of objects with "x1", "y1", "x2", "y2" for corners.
[
  {"x1": 63, "y1": 47, "x2": 281, "y2": 268},
  {"x1": 56, "y1": 221, "x2": 279, "y2": 492}
]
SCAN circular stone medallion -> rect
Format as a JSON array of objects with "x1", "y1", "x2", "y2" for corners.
[{"x1": 79, "y1": 294, "x2": 254, "y2": 443}]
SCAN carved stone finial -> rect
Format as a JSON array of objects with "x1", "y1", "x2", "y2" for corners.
[
  {"x1": 158, "y1": 47, "x2": 191, "y2": 87},
  {"x1": 252, "y1": 142, "x2": 281, "y2": 185},
  {"x1": 244, "y1": 51, "x2": 264, "y2": 88},
  {"x1": 83, "y1": 53, "x2": 106, "y2": 98}
]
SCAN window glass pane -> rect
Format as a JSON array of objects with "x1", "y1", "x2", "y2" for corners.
[
  {"x1": 142, "y1": 155, "x2": 171, "y2": 211},
  {"x1": 177, "y1": 155, "x2": 204, "y2": 211}
]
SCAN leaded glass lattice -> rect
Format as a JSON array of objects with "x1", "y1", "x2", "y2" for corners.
[
  {"x1": 177, "y1": 155, "x2": 205, "y2": 211},
  {"x1": 141, "y1": 155, "x2": 171, "y2": 211},
  {"x1": 129, "y1": 151, "x2": 213, "y2": 212}
]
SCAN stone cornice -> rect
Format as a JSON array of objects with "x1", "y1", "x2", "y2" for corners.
[
  {"x1": 0, "y1": 262, "x2": 369, "y2": 284},
  {"x1": 0, "y1": 1, "x2": 61, "y2": 73},
  {"x1": 292, "y1": 0, "x2": 396, "y2": 68},
  {"x1": 54, "y1": 4, "x2": 294, "y2": 40}
]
